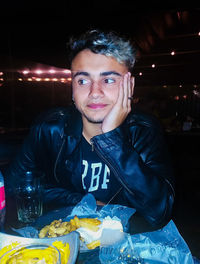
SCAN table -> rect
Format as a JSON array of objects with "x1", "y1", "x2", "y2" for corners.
[
  {"x1": 4, "y1": 196, "x2": 200, "y2": 264},
  {"x1": 3, "y1": 196, "x2": 155, "y2": 263}
]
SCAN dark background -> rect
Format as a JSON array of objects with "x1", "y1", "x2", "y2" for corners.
[
  {"x1": 1, "y1": 5, "x2": 200, "y2": 83},
  {"x1": 0, "y1": 4, "x2": 200, "y2": 259},
  {"x1": 1, "y1": 5, "x2": 200, "y2": 129}
]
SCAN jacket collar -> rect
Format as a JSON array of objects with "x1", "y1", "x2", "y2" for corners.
[{"x1": 63, "y1": 107, "x2": 136, "y2": 140}]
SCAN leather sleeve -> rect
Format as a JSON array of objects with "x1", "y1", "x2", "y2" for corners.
[
  {"x1": 4, "y1": 121, "x2": 83, "y2": 208},
  {"x1": 91, "y1": 116, "x2": 175, "y2": 226}
]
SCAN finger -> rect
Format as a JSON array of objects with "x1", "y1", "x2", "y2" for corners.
[
  {"x1": 123, "y1": 72, "x2": 129, "y2": 108},
  {"x1": 131, "y1": 76, "x2": 135, "y2": 96},
  {"x1": 128, "y1": 73, "x2": 132, "y2": 98},
  {"x1": 117, "y1": 77, "x2": 124, "y2": 106},
  {"x1": 126, "y1": 72, "x2": 132, "y2": 109},
  {"x1": 127, "y1": 72, "x2": 132, "y2": 108},
  {"x1": 123, "y1": 73, "x2": 128, "y2": 107},
  {"x1": 126, "y1": 73, "x2": 134, "y2": 112}
]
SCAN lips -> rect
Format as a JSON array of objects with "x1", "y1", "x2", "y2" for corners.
[{"x1": 87, "y1": 103, "x2": 107, "y2": 109}]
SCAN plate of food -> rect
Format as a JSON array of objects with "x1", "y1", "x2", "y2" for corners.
[
  {"x1": 33, "y1": 207, "x2": 125, "y2": 252},
  {"x1": 37, "y1": 214, "x2": 124, "y2": 252}
]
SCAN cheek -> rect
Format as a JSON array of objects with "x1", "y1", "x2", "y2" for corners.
[
  {"x1": 105, "y1": 86, "x2": 119, "y2": 101},
  {"x1": 73, "y1": 86, "x2": 82, "y2": 98},
  {"x1": 73, "y1": 89, "x2": 87, "y2": 106},
  {"x1": 73, "y1": 83, "x2": 90, "y2": 97}
]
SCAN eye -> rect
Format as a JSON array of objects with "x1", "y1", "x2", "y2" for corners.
[
  {"x1": 78, "y1": 79, "x2": 89, "y2": 85},
  {"x1": 104, "y1": 78, "x2": 115, "y2": 84}
]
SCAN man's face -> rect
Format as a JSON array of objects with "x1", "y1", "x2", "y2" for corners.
[{"x1": 71, "y1": 49, "x2": 128, "y2": 124}]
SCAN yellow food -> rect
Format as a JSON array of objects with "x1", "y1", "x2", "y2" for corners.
[
  {"x1": 86, "y1": 239, "x2": 101, "y2": 250},
  {"x1": 73, "y1": 215, "x2": 81, "y2": 228},
  {"x1": 38, "y1": 224, "x2": 50, "y2": 238},
  {"x1": 79, "y1": 218, "x2": 101, "y2": 232},
  {"x1": 0, "y1": 242, "x2": 20, "y2": 259},
  {"x1": 0, "y1": 241, "x2": 70, "y2": 264},
  {"x1": 52, "y1": 241, "x2": 70, "y2": 264},
  {"x1": 0, "y1": 246, "x2": 58, "y2": 264},
  {"x1": 39, "y1": 216, "x2": 101, "y2": 238},
  {"x1": 39, "y1": 215, "x2": 102, "y2": 249}
]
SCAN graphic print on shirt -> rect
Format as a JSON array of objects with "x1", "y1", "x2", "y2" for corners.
[
  {"x1": 82, "y1": 160, "x2": 110, "y2": 192},
  {"x1": 80, "y1": 135, "x2": 121, "y2": 202}
]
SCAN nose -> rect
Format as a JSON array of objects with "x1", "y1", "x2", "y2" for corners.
[{"x1": 89, "y1": 81, "x2": 104, "y2": 99}]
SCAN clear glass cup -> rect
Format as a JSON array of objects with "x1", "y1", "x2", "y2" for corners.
[
  {"x1": 14, "y1": 171, "x2": 44, "y2": 224},
  {"x1": 0, "y1": 243, "x2": 61, "y2": 264}
]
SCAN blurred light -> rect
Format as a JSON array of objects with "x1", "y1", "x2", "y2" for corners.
[
  {"x1": 163, "y1": 85, "x2": 167, "y2": 88},
  {"x1": 49, "y1": 69, "x2": 56, "y2": 74},
  {"x1": 35, "y1": 70, "x2": 43, "y2": 74},
  {"x1": 18, "y1": 78, "x2": 23, "y2": 81},
  {"x1": 139, "y1": 72, "x2": 143, "y2": 76},
  {"x1": 193, "y1": 90, "x2": 200, "y2": 97},
  {"x1": 44, "y1": 78, "x2": 50, "y2": 81},
  {"x1": 179, "y1": 85, "x2": 182, "y2": 88},
  {"x1": 0, "y1": 78, "x2": 4, "y2": 81},
  {"x1": 151, "y1": 64, "x2": 156, "y2": 68},
  {"x1": 0, "y1": 72, "x2": 3, "y2": 76},
  {"x1": 174, "y1": 95, "x2": 179, "y2": 100},
  {"x1": 52, "y1": 78, "x2": 58, "y2": 81},
  {"x1": 67, "y1": 77, "x2": 72, "y2": 81},
  {"x1": 171, "y1": 51, "x2": 175, "y2": 56},
  {"x1": 22, "y1": 70, "x2": 30, "y2": 74},
  {"x1": 193, "y1": 90, "x2": 198, "y2": 95},
  {"x1": 36, "y1": 78, "x2": 41, "y2": 81},
  {"x1": 183, "y1": 95, "x2": 187, "y2": 99},
  {"x1": 198, "y1": 32, "x2": 200, "y2": 36},
  {"x1": 27, "y1": 78, "x2": 32, "y2": 81},
  {"x1": 63, "y1": 69, "x2": 71, "y2": 74}
]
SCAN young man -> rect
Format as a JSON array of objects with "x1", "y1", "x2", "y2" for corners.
[{"x1": 5, "y1": 29, "x2": 175, "y2": 226}]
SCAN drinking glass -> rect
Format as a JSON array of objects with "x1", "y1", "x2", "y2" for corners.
[
  {"x1": 0, "y1": 243, "x2": 61, "y2": 264},
  {"x1": 15, "y1": 171, "x2": 43, "y2": 224}
]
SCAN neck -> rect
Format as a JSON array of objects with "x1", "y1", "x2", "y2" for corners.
[{"x1": 82, "y1": 118, "x2": 102, "y2": 143}]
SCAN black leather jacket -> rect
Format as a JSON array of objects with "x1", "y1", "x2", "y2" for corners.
[{"x1": 6, "y1": 106, "x2": 175, "y2": 226}]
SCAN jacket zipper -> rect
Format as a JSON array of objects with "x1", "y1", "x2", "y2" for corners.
[{"x1": 91, "y1": 141, "x2": 95, "y2": 152}]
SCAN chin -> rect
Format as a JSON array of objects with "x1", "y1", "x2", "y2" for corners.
[
  {"x1": 83, "y1": 113, "x2": 104, "y2": 124},
  {"x1": 87, "y1": 117, "x2": 104, "y2": 124}
]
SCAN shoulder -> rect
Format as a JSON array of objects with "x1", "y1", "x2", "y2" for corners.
[
  {"x1": 32, "y1": 105, "x2": 80, "y2": 126},
  {"x1": 28, "y1": 105, "x2": 82, "y2": 140},
  {"x1": 127, "y1": 109, "x2": 163, "y2": 130},
  {"x1": 33, "y1": 107, "x2": 71, "y2": 124},
  {"x1": 30, "y1": 106, "x2": 76, "y2": 135}
]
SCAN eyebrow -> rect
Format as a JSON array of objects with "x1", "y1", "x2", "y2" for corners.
[
  {"x1": 100, "y1": 71, "x2": 122, "y2": 77},
  {"x1": 72, "y1": 71, "x2": 89, "y2": 78},
  {"x1": 72, "y1": 71, "x2": 122, "y2": 79}
]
